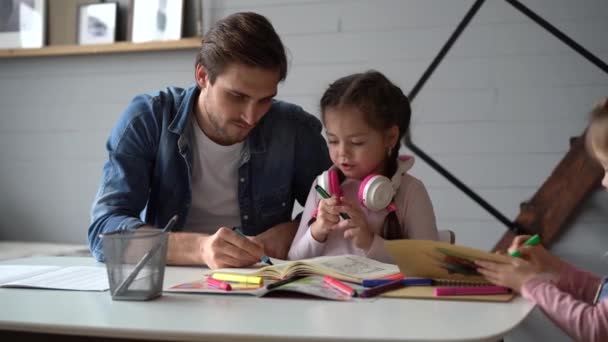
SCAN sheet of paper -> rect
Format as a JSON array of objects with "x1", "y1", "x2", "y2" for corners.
[
  {"x1": 0, "y1": 265, "x2": 61, "y2": 284},
  {"x1": 1, "y1": 266, "x2": 109, "y2": 291}
]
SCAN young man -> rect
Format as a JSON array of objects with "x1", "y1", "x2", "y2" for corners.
[{"x1": 88, "y1": 12, "x2": 331, "y2": 268}]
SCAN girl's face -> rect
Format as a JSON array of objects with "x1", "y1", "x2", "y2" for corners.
[{"x1": 323, "y1": 106, "x2": 398, "y2": 180}]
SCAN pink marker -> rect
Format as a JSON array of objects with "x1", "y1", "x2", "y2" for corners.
[
  {"x1": 434, "y1": 286, "x2": 510, "y2": 296},
  {"x1": 207, "y1": 277, "x2": 232, "y2": 291},
  {"x1": 323, "y1": 276, "x2": 356, "y2": 296}
]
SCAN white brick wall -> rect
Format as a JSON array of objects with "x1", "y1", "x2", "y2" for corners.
[{"x1": 0, "y1": 1, "x2": 606, "y2": 340}]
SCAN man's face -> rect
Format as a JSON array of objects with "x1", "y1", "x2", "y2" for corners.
[{"x1": 195, "y1": 63, "x2": 280, "y2": 146}]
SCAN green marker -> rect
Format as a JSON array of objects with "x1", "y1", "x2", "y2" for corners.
[
  {"x1": 510, "y1": 234, "x2": 541, "y2": 258},
  {"x1": 314, "y1": 185, "x2": 351, "y2": 220}
]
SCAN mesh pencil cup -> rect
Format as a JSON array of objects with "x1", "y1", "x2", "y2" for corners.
[{"x1": 100, "y1": 229, "x2": 168, "y2": 301}]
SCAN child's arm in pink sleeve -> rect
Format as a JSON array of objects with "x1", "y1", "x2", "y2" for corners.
[
  {"x1": 522, "y1": 276, "x2": 608, "y2": 342},
  {"x1": 287, "y1": 183, "x2": 326, "y2": 260},
  {"x1": 554, "y1": 259, "x2": 602, "y2": 302}
]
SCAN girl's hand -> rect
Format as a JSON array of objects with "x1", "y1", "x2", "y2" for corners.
[
  {"x1": 334, "y1": 197, "x2": 374, "y2": 250},
  {"x1": 508, "y1": 235, "x2": 562, "y2": 276},
  {"x1": 310, "y1": 195, "x2": 341, "y2": 242},
  {"x1": 475, "y1": 258, "x2": 540, "y2": 293},
  {"x1": 475, "y1": 236, "x2": 562, "y2": 293}
]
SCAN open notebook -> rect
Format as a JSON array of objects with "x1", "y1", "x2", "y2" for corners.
[
  {"x1": 210, "y1": 254, "x2": 400, "y2": 284},
  {"x1": 384, "y1": 239, "x2": 515, "y2": 302},
  {"x1": 167, "y1": 275, "x2": 364, "y2": 301}
]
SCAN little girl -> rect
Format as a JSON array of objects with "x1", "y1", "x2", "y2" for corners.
[
  {"x1": 476, "y1": 97, "x2": 608, "y2": 342},
  {"x1": 288, "y1": 70, "x2": 439, "y2": 263}
]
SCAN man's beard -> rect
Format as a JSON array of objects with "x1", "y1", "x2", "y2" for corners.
[{"x1": 205, "y1": 106, "x2": 247, "y2": 145}]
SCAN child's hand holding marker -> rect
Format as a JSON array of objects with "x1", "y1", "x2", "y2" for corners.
[
  {"x1": 508, "y1": 234, "x2": 541, "y2": 257},
  {"x1": 310, "y1": 185, "x2": 347, "y2": 242},
  {"x1": 476, "y1": 234, "x2": 562, "y2": 293},
  {"x1": 314, "y1": 185, "x2": 350, "y2": 220},
  {"x1": 332, "y1": 196, "x2": 374, "y2": 250},
  {"x1": 508, "y1": 234, "x2": 563, "y2": 276},
  {"x1": 313, "y1": 185, "x2": 373, "y2": 250}
]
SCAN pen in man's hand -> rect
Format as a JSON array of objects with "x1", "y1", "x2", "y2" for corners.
[{"x1": 232, "y1": 226, "x2": 273, "y2": 265}]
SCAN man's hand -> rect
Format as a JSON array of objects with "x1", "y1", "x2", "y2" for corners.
[
  {"x1": 166, "y1": 228, "x2": 264, "y2": 269},
  {"x1": 253, "y1": 221, "x2": 298, "y2": 260},
  {"x1": 201, "y1": 227, "x2": 265, "y2": 269}
]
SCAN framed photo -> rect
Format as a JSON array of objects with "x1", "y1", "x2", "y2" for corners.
[
  {"x1": 0, "y1": 0, "x2": 46, "y2": 48},
  {"x1": 77, "y1": 2, "x2": 117, "y2": 45},
  {"x1": 129, "y1": 0, "x2": 183, "y2": 43}
]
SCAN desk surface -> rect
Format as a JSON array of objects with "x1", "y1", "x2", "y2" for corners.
[{"x1": 0, "y1": 257, "x2": 534, "y2": 342}]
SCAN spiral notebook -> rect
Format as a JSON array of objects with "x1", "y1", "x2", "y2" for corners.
[{"x1": 383, "y1": 240, "x2": 515, "y2": 302}]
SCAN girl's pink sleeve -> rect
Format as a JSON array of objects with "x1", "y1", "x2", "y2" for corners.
[
  {"x1": 554, "y1": 260, "x2": 602, "y2": 302},
  {"x1": 522, "y1": 271, "x2": 607, "y2": 342},
  {"x1": 287, "y1": 181, "x2": 326, "y2": 260}
]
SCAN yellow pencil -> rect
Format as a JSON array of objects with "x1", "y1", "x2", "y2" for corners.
[{"x1": 211, "y1": 272, "x2": 264, "y2": 285}]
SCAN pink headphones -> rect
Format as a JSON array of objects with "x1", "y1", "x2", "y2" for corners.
[{"x1": 317, "y1": 156, "x2": 414, "y2": 212}]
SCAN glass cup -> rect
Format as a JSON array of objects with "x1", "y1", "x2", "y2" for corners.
[{"x1": 100, "y1": 229, "x2": 168, "y2": 301}]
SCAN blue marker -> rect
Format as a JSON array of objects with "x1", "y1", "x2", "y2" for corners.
[{"x1": 232, "y1": 227, "x2": 273, "y2": 265}]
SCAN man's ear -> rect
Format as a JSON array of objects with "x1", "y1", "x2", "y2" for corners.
[{"x1": 195, "y1": 64, "x2": 209, "y2": 89}]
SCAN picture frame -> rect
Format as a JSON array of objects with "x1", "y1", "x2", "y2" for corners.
[
  {"x1": 77, "y1": 2, "x2": 117, "y2": 45},
  {"x1": 129, "y1": 0, "x2": 183, "y2": 43},
  {"x1": 0, "y1": 0, "x2": 46, "y2": 48}
]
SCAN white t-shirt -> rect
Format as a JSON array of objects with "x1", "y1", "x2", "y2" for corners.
[{"x1": 182, "y1": 116, "x2": 243, "y2": 234}]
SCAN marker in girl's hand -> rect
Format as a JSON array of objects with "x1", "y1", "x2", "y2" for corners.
[
  {"x1": 509, "y1": 234, "x2": 541, "y2": 258},
  {"x1": 314, "y1": 185, "x2": 351, "y2": 220}
]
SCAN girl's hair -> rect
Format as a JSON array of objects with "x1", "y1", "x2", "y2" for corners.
[
  {"x1": 320, "y1": 70, "x2": 411, "y2": 240},
  {"x1": 586, "y1": 97, "x2": 608, "y2": 159}
]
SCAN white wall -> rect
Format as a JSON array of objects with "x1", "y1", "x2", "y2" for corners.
[{"x1": 0, "y1": 0, "x2": 607, "y2": 340}]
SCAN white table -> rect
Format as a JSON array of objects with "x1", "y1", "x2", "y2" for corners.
[{"x1": 0, "y1": 257, "x2": 534, "y2": 342}]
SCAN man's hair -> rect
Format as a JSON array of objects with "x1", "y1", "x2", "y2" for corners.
[
  {"x1": 195, "y1": 12, "x2": 287, "y2": 84},
  {"x1": 586, "y1": 97, "x2": 608, "y2": 159}
]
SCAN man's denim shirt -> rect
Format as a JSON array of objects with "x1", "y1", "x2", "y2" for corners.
[{"x1": 88, "y1": 85, "x2": 331, "y2": 261}]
